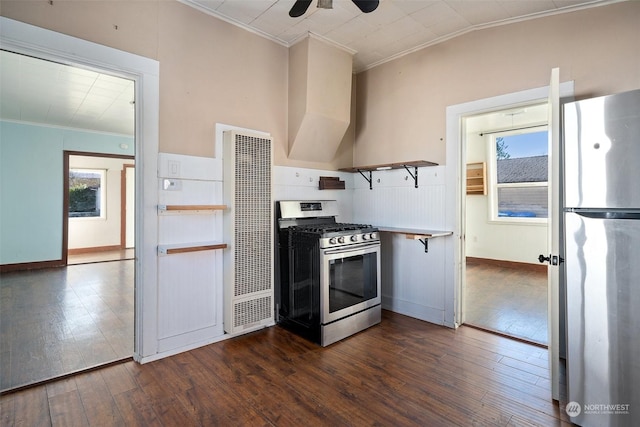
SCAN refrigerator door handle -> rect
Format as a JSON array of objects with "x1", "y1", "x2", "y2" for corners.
[{"x1": 567, "y1": 210, "x2": 640, "y2": 220}]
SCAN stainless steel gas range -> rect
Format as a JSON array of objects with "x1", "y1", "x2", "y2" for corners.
[{"x1": 276, "y1": 200, "x2": 381, "y2": 346}]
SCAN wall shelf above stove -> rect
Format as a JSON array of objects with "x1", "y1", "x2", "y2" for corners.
[{"x1": 339, "y1": 160, "x2": 438, "y2": 190}]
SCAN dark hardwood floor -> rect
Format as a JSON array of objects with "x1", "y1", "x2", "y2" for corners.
[{"x1": 0, "y1": 311, "x2": 571, "y2": 426}]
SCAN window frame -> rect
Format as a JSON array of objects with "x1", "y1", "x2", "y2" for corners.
[
  {"x1": 68, "y1": 168, "x2": 107, "y2": 220},
  {"x1": 487, "y1": 126, "x2": 549, "y2": 225}
]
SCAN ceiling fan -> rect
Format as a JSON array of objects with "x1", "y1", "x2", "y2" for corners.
[{"x1": 289, "y1": 0, "x2": 380, "y2": 18}]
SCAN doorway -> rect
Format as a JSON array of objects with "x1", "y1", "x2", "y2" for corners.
[
  {"x1": 462, "y1": 103, "x2": 549, "y2": 345},
  {"x1": 0, "y1": 51, "x2": 136, "y2": 391},
  {"x1": 65, "y1": 153, "x2": 135, "y2": 265}
]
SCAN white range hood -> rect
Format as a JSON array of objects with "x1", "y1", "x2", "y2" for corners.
[{"x1": 288, "y1": 34, "x2": 354, "y2": 163}]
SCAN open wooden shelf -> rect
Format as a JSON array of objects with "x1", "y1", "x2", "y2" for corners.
[
  {"x1": 158, "y1": 204, "x2": 227, "y2": 213},
  {"x1": 466, "y1": 162, "x2": 487, "y2": 195},
  {"x1": 158, "y1": 242, "x2": 227, "y2": 255},
  {"x1": 376, "y1": 226, "x2": 453, "y2": 253},
  {"x1": 338, "y1": 160, "x2": 437, "y2": 173},
  {"x1": 339, "y1": 160, "x2": 438, "y2": 189}
]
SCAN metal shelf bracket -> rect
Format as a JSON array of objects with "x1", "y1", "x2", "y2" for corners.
[
  {"x1": 357, "y1": 169, "x2": 373, "y2": 190},
  {"x1": 418, "y1": 238, "x2": 429, "y2": 253},
  {"x1": 403, "y1": 165, "x2": 419, "y2": 188}
]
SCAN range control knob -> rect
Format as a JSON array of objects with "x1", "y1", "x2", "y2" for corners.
[
  {"x1": 362, "y1": 234, "x2": 368, "y2": 240},
  {"x1": 329, "y1": 237, "x2": 337, "y2": 244},
  {"x1": 338, "y1": 236, "x2": 345, "y2": 244},
  {"x1": 369, "y1": 233, "x2": 376, "y2": 240},
  {"x1": 350, "y1": 235, "x2": 358, "y2": 242}
]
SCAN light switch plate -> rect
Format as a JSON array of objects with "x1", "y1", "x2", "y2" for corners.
[{"x1": 167, "y1": 160, "x2": 180, "y2": 177}]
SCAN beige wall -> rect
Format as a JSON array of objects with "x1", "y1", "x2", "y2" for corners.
[
  {"x1": 355, "y1": 1, "x2": 640, "y2": 167},
  {"x1": 0, "y1": 0, "x2": 293, "y2": 163},
  {"x1": 2, "y1": 1, "x2": 639, "y2": 170}
]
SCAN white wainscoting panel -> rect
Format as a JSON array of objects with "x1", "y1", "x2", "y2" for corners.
[
  {"x1": 156, "y1": 153, "x2": 225, "y2": 353},
  {"x1": 158, "y1": 152, "x2": 222, "y2": 181},
  {"x1": 158, "y1": 214, "x2": 220, "y2": 246},
  {"x1": 157, "y1": 250, "x2": 223, "y2": 351},
  {"x1": 158, "y1": 179, "x2": 223, "y2": 205},
  {"x1": 273, "y1": 166, "x2": 354, "y2": 222},
  {"x1": 380, "y1": 232, "x2": 447, "y2": 325},
  {"x1": 353, "y1": 165, "x2": 452, "y2": 326}
]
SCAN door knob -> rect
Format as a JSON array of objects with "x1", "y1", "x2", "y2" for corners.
[{"x1": 538, "y1": 254, "x2": 550, "y2": 264}]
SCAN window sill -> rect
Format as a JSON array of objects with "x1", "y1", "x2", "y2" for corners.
[{"x1": 488, "y1": 218, "x2": 548, "y2": 226}]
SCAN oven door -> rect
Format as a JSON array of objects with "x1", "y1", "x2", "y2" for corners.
[{"x1": 320, "y1": 242, "x2": 381, "y2": 324}]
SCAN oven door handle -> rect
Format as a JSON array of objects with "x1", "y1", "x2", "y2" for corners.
[{"x1": 323, "y1": 242, "x2": 380, "y2": 255}]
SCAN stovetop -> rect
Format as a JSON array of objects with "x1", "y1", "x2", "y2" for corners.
[
  {"x1": 288, "y1": 222, "x2": 379, "y2": 249},
  {"x1": 289, "y1": 223, "x2": 375, "y2": 235},
  {"x1": 277, "y1": 201, "x2": 379, "y2": 249}
]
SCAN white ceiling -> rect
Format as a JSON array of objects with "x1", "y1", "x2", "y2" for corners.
[
  {"x1": 0, "y1": 0, "x2": 617, "y2": 136},
  {"x1": 185, "y1": 0, "x2": 618, "y2": 71},
  {"x1": 0, "y1": 50, "x2": 135, "y2": 136}
]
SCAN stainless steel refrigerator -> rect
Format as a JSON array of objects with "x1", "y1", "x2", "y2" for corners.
[{"x1": 563, "y1": 88, "x2": 640, "y2": 426}]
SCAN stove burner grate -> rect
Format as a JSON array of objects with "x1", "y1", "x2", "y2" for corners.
[{"x1": 290, "y1": 223, "x2": 373, "y2": 235}]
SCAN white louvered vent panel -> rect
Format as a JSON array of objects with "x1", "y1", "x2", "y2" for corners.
[
  {"x1": 223, "y1": 130, "x2": 274, "y2": 334},
  {"x1": 234, "y1": 134, "x2": 272, "y2": 296},
  {"x1": 233, "y1": 295, "x2": 272, "y2": 329}
]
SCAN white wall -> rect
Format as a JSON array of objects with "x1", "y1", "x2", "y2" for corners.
[{"x1": 68, "y1": 155, "x2": 132, "y2": 250}]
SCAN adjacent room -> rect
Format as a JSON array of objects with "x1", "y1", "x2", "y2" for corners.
[
  {"x1": 0, "y1": 51, "x2": 136, "y2": 391},
  {"x1": 464, "y1": 104, "x2": 550, "y2": 345}
]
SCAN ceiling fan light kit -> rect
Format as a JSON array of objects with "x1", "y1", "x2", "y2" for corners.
[
  {"x1": 317, "y1": 0, "x2": 333, "y2": 10},
  {"x1": 289, "y1": 0, "x2": 379, "y2": 18}
]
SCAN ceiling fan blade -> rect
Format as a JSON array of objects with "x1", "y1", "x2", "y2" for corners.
[
  {"x1": 352, "y1": 0, "x2": 379, "y2": 13},
  {"x1": 289, "y1": 0, "x2": 313, "y2": 17}
]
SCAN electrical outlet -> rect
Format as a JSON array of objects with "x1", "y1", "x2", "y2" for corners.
[{"x1": 163, "y1": 179, "x2": 182, "y2": 191}]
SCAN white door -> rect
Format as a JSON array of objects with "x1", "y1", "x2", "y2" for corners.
[{"x1": 546, "y1": 67, "x2": 561, "y2": 401}]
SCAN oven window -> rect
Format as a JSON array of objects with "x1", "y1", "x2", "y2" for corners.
[{"x1": 328, "y1": 252, "x2": 378, "y2": 313}]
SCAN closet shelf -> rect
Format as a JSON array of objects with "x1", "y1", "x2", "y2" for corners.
[
  {"x1": 158, "y1": 241, "x2": 227, "y2": 255},
  {"x1": 466, "y1": 162, "x2": 487, "y2": 195}
]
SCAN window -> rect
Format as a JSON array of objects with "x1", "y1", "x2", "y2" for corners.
[
  {"x1": 489, "y1": 129, "x2": 548, "y2": 223},
  {"x1": 69, "y1": 169, "x2": 106, "y2": 218}
]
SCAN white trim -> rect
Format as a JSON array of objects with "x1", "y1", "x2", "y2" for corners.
[
  {"x1": 290, "y1": 32, "x2": 357, "y2": 56},
  {"x1": 178, "y1": 0, "x2": 289, "y2": 48},
  {"x1": 215, "y1": 123, "x2": 271, "y2": 160},
  {"x1": 445, "y1": 81, "x2": 574, "y2": 328},
  {"x1": 0, "y1": 118, "x2": 134, "y2": 138},
  {"x1": 1, "y1": 16, "x2": 160, "y2": 361}
]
